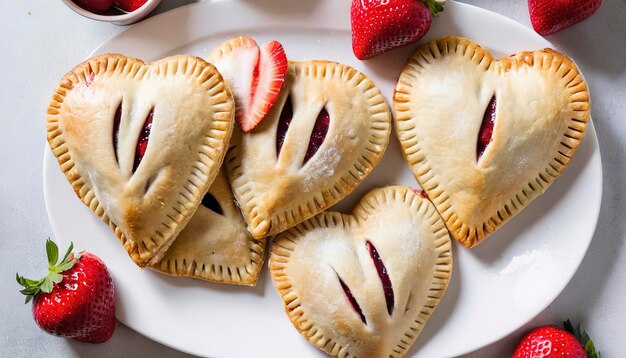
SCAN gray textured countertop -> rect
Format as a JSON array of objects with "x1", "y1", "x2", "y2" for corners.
[{"x1": 1, "y1": 0, "x2": 624, "y2": 356}]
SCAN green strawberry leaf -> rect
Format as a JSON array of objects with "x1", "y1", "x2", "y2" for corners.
[
  {"x1": 423, "y1": 0, "x2": 445, "y2": 17},
  {"x1": 56, "y1": 260, "x2": 76, "y2": 272},
  {"x1": 17, "y1": 239, "x2": 78, "y2": 303},
  {"x1": 584, "y1": 339, "x2": 598, "y2": 357},
  {"x1": 19, "y1": 288, "x2": 35, "y2": 295},
  {"x1": 31, "y1": 278, "x2": 43, "y2": 286},
  {"x1": 50, "y1": 272, "x2": 64, "y2": 284},
  {"x1": 40, "y1": 276, "x2": 53, "y2": 293},
  {"x1": 563, "y1": 319, "x2": 601, "y2": 358},
  {"x1": 46, "y1": 238, "x2": 59, "y2": 266},
  {"x1": 61, "y1": 242, "x2": 74, "y2": 264}
]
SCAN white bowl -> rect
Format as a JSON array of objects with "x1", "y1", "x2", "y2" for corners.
[{"x1": 61, "y1": 0, "x2": 162, "y2": 25}]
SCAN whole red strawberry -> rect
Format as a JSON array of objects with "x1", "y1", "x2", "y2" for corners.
[
  {"x1": 351, "y1": 0, "x2": 445, "y2": 60},
  {"x1": 512, "y1": 320, "x2": 600, "y2": 358},
  {"x1": 528, "y1": 0, "x2": 602, "y2": 36},
  {"x1": 113, "y1": 0, "x2": 147, "y2": 12},
  {"x1": 17, "y1": 239, "x2": 115, "y2": 343}
]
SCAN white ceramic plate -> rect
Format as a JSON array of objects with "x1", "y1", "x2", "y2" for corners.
[{"x1": 43, "y1": 0, "x2": 603, "y2": 356}]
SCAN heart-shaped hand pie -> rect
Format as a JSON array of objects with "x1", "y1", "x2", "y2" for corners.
[
  {"x1": 227, "y1": 60, "x2": 392, "y2": 239},
  {"x1": 393, "y1": 37, "x2": 590, "y2": 247},
  {"x1": 47, "y1": 54, "x2": 234, "y2": 266},
  {"x1": 270, "y1": 186, "x2": 452, "y2": 358},
  {"x1": 153, "y1": 170, "x2": 266, "y2": 286}
]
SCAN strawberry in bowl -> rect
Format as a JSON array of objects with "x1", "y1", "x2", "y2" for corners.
[
  {"x1": 16, "y1": 239, "x2": 115, "y2": 343},
  {"x1": 62, "y1": 0, "x2": 161, "y2": 25},
  {"x1": 113, "y1": 0, "x2": 148, "y2": 12},
  {"x1": 72, "y1": 0, "x2": 149, "y2": 14},
  {"x1": 72, "y1": 0, "x2": 113, "y2": 13}
]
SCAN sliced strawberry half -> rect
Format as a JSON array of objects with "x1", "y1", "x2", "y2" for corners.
[{"x1": 209, "y1": 36, "x2": 288, "y2": 133}]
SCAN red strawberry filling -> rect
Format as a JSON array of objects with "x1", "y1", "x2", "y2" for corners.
[
  {"x1": 303, "y1": 108, "x2": 330, "y2": 164},
  {"x1": 477, "y1": 96, "x2": 496, "y2": 160},
  {"x1": 201, "y1": 193, "x2": 224, "y2": 215},
  {"x1": 112, "y1": 103, "x2": 122, "y2": 164},
  {"x1": 411, "y1": 188, "x2": 428, "y2": 198},
  {"x1": 132, "y1": 109, "x2": 153, "y2": 173},
  {"x1": 336, "y1": 273, "x2": 367, "y2": 324},
  {"x1": 366, "y1": 241, "x2": 394, "y2": 315},
  {"x1": 85, "y1": 73, "x2": 95, "y2": 87},
  {"x1": 276, "y1": 97, "x2": 293, "y2": 158}
]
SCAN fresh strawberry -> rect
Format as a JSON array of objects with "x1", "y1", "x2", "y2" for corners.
[
  {"x1": 208, "y1": 36, "x2": 288, "y2": 132},
  {"x1": 112, "y1": 0, "x2": 147, "y2": 12},
  {"x1": 512, "y1": 320, "x2": 600, "y2": 358},
  {"x1": 17, "y1": 239, "x2": 115, "y2": 343},
  {"x1": 351, "y1": 0, "x2": 445, "y2": 60},
  {"x1": 528, "y1": 0, "x2": 602, "y2": 36},
  {"x1": 75, "y1": 0, "x2": 113, "y2": 13}
]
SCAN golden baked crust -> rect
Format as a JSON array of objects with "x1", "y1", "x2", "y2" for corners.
[
  {"x1": 46, "y1": 54, "x2": 234, "y2": 267},
  {"x1": 270, "y1": 186, "x2": 452, "y2": 358},
  {"x1": 226, "y1": 60, "x2": 392, "y2": 239},
  {"x1": 393, "y1": 36, "x2": 590, "y2": 247},
  {"x1": 152, "y1": 170, "x2": 266, "y2": 286}
]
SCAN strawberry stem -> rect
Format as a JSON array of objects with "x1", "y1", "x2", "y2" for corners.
[
  {"x1": 16, "y1": 239, "x2": 81, "y2": 304},
  {"x1": 423, "y1": 0, "x2": 445, "y2": 17}
]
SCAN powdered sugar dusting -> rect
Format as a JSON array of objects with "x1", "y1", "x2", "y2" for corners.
[
  {"x1": 301, "y1": 147, "x2": 340, "y2": 191},
  {"x1": 367, "y1": 210, "x2": 422, "y2": 264},
  {"x1": 512, "y1": 152, "x2": 531, "y2": 177},
  {"x1": 302, "y1": 229, "x2": 353, "y2": 276},
  {"x1": 300, "y1": 232, "x2": 357, "y2": 317},
  {"x1": 401, "y1": 224, "x2": 422, "y2": 263},
  {"x1": 346, "y1": 127, "x2": 358, "y2": 140}
]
